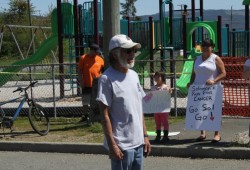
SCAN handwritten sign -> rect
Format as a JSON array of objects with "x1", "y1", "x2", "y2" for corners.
[
  {"x1": 143, "y1": 91, "x2": 171, "y2": 114},
  {"x1": 185, "y1": 84, "x2": 223, "y2": 131}
]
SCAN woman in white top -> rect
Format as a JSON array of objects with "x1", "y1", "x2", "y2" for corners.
[
  {"x1": 243, "y1": 59, "x2": 250, "y2": 79},
  {"x1": 187, "y1": 38, "x2": 226, "y2": 142}
]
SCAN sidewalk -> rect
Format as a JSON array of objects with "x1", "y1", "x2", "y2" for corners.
[{"x1": 0, "y1": 118, "x2": 249, "y2": 159}]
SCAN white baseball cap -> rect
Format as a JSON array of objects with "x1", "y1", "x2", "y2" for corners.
[{"x1": 109, "y1": 34, "x2": 141, "y2": 52}]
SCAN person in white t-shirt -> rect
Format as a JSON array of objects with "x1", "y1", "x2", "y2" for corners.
[
  {"x1": 187, "y1": 38, "x2": 226, "y2": 143},
  {"x1": 96, "y1": 34, "x2": 151, "y2": 170},
  {"x1": 243, "y1": 59, "x2": 250, "y2": 79}
]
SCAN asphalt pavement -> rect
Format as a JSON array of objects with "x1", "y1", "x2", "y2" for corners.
[{"x1": 0, "y1": 118, "x2": 249, "y2": 160}]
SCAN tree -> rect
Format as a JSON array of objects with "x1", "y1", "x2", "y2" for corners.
[
  {"x1": 120, "y1": 0, "x2": 137, "y2": 20},
  {"x1": 3, "y1": 0, "x2": 35, "y2": 25},
  {"x1": 0, "y1": 0, "x2": 35, "y2": 58}
]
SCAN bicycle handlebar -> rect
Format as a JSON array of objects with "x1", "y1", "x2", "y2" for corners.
[{"x1": 13, "y1": 81, "x2": 38, "y2": 93}]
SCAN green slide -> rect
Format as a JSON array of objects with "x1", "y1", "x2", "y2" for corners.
[
  {"x1": 134, "y1": 50, "x2": 151, "y2": 84},
  {"x1": 136, "y1": 50, "x2": 150, "y2": 61},
  {"x1": 134, "y1": 50, "x2": 151, "y2": 71},
  {"x1": 176, "y1": 54, "x2": 194, "y2": 95},
  {"x1": 176, "y1": 49, "x2": 202, "y2": 95},
  {"x1": 0, "y1": 2, "x2": 72, "y2": 87},
  {"x1": 0, "y1": 35, "x2": 58, "y2": 87}
]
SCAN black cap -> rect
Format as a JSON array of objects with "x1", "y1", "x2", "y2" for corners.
[{"x1": 90, "y1": 43, "x2": 101, "y2": 54}]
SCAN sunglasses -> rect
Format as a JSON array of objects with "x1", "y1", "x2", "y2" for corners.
[{"x1": 124, "y1": 48, "x2": 137, "y2": 54}]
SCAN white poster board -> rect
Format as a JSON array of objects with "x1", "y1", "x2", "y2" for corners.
[
  {"x1": 185, "y1": 84, "x2": 223, "y2": 131},
  {"x1": 143, "y1": 90, "x2": 171, "y2": 113}
]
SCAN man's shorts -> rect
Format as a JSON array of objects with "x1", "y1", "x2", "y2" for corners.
[{"x1": 82, "y1": 87, "x2": 92, "y2": 106}]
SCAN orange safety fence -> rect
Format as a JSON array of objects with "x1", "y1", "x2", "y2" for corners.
[{"x1": 221, "y1": 57, "x2": 250, "y2": 117}]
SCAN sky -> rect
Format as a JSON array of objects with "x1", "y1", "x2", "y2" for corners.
[{"x1": 0, "y1": 0, "x2": 246, "y2": 16}]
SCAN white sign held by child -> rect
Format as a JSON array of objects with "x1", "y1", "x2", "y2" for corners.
[
  {"x1": 143, "y1": 91, "x2": 171, "y2": 113},
  {"x1": 185, "y1": 84, "x2": 223, "y2": 131}
]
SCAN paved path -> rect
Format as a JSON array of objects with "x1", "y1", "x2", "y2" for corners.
[{"x1": 0, "y1": 151, "x2": 250, "y2": 170}]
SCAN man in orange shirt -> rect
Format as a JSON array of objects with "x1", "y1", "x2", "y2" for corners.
[{"x1": 78, "y1": 43, "x2": 104, "y2": 123}]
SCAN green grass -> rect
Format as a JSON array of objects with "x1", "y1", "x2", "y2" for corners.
[
  {"x1": 145, "y1": 115, "x2": 184, "y2": 131},
  {"x1": 0, "y1": 115, "x2": 184, "y2": 143},
  {"x1": 1, "y1": 116, "x2": 184, "y2": 143}
]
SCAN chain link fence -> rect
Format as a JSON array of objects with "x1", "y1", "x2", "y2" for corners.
[
  {"x1": 1, "y1": 55, "x2": 250, "y2": 118},
  {"x1": 0, "y1": 63, "x2": 82, "y2": 118}
]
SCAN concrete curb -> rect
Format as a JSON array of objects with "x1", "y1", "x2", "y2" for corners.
[
  {"x1": 150, "y1": 145, "x2": 250, "y2": 159},
  {"x1": 0, "y1": 141, "x2": 249, "y2": 160}
]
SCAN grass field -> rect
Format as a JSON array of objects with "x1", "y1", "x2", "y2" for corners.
[{"x1": 0, "y1": 116, "x2": 184, "y2": 143}]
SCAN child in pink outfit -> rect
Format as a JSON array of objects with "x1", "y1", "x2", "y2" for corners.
[{"x1": 151, "y1": 72, "x2": 172, "y2": 144}]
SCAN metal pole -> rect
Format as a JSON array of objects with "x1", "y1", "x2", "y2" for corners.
[
  {"x1": 200, "y1": 0, "x2": 204, "y2": 41},
  {"x1": 225, "y1": 24, "x2": 230, "y2": 56},
  {"x1": 27, "y1": 0, "x2": 35, "y2": 54},
  {"x1": 232, "y1": 29, "x2": 236, "y2": 56},
  {"x1": 200, "y1": 0, "x2": 204, "y2": 20},
  {"x1": 182, "y1": 12, "x2": 187, "y2": 59},
  {"x1": 159, "y1": 0, "x2": 165, "y2": 71},
  {"x1": 191, "y1": 0, "x2": 196, "y2": 47},
  {"x1": 52, "y1": 64, "x2": 57, "y2": 118},
  {"x1": 57, "y1": 0, "x2": 65, "y2": 98},
  {"x1": 217, "y1": 16, "x2": 222, "y2": 56},
  {"x1": 78, "y1": 5, "x2": 84, "y2": 55},
  {"x1": 231, "y1": 6, "x2": 233, "y2": 31},
  {"x1": 29, "y1": 65, "x2": 33, "y2": 98},
  {"x1": 73, "y1": 0, "x2": 80, "y2": 63},
  {"x1": 73, "y1": 0, "x2": 81, "y2": 96},
  {"x1": 93, "y1": 0, "x2": 99, "y2": 44},
  {"x1": 127, "y1": 16, "x2": 131, "y2": 37},
  {"x1": 173, "y1": 56, "x2": 177, "y2": 117},
  {"x1": 169, "y1": 0, "x2": 174, "y2": 88},
  {"x1": 169, "y1": 0, "x2": 173, "y2": 45},
  {"x1": 149, "y1": 16, "x2": 154, "y2": 87},
  {"x1": 245, "y1": 5, "x2": 249, "y2": 56}
]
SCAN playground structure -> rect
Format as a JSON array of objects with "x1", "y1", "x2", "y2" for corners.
[{"x1": 1, "y1": 0, "x2": 250, "y2": 117}]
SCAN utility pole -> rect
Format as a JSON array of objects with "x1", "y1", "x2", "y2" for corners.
[{"x1": 103, "y1": 0, "x2": 120, "y2": 67}]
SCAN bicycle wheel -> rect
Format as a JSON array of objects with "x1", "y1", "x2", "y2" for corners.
[{"x1": 28, "y1": 103, "x2": 50, "y2": 136}]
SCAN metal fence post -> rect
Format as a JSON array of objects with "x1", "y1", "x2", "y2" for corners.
[
  {"x1": 173, "y1": 57, "x2": 177, "y2": 117},
  {"x1": 52, "y1": 64, "x2": 57, "y2": 118},
  {"x1": 29, "y1": 65, "x2": 33, "y2": 98}
]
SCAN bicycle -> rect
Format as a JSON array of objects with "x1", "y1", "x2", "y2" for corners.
[{"x1": 0, "y1": 81, "x2": 50, "y2": 136}]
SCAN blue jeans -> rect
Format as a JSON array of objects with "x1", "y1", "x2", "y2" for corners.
[{"x1": 111, "y1": 145, "x2": 144, "y2": 170}]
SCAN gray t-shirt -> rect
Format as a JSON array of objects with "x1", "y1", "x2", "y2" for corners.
[{"x1": 96, "y1": 66, "x2": 145, "y2": 151}]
